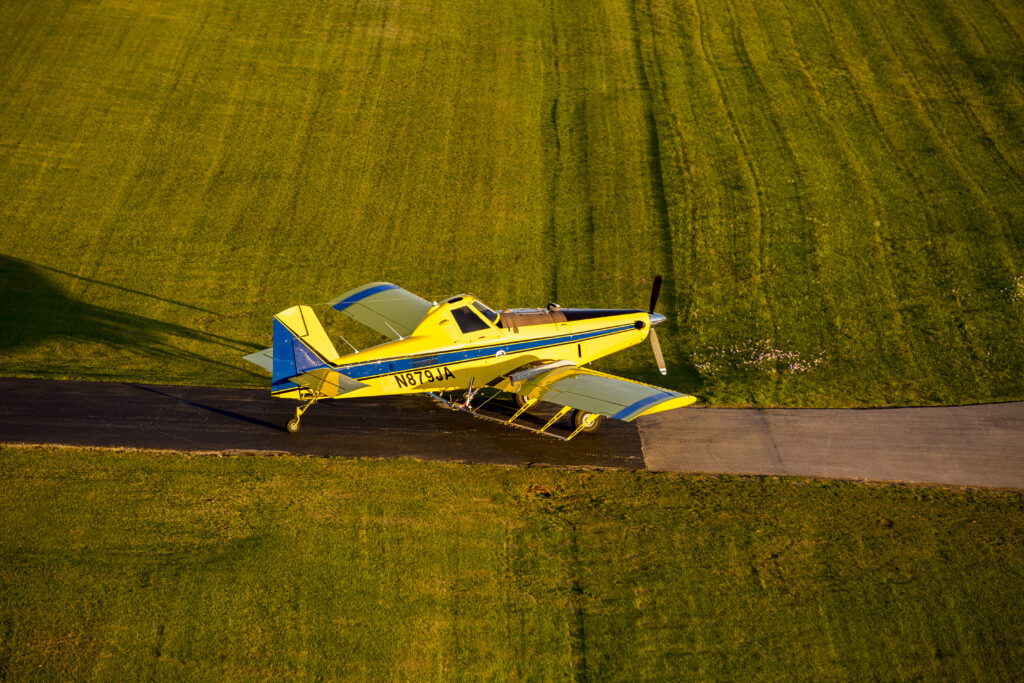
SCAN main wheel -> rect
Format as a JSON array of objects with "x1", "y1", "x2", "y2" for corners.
[
  {"x1": 287, "y1": 418, "x2": 301, "y2": 433},
  {"x1": 513, "y1": 393, "x2": 534, "y2": 412},
  {"x1": 571, "y1": 410, "x2": 601, "y2": 433}
]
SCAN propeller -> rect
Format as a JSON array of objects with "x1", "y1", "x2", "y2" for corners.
[
  {"x1": 648, "y1": 275, "x2": 667, "y2": 375},
  {"x1": 649, "y1": 274, "x2": 662, "y2": 315}
]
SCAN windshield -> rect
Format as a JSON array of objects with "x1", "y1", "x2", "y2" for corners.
[
  {"x1": 452, "y1": 306, "x2": 491, "y2": 334},
  {"x1": 472, "y1": 301, "x2": 499, "y2": 324}
]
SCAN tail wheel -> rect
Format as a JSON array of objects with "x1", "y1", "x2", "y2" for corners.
[
  {"x1": 287, "y1": 418, "x2": 301, "y2": 433},
  {"x1": 572, "y1": 410, "x2": 601, "y2": 433}
]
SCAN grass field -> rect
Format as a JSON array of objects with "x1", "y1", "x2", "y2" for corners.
[
  {"x1": 1, "y1": 0, "x2": 1023, "y2": 406},
  {"x1": 1, "y1": 445, "x2": 1022, "y2": 679}
]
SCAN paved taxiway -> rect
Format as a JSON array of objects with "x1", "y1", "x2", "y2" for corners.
[
  {"x1": 642, "y1": 404, "x2": 1024, "y2": 489},
  {"x1": 0, "y1": 378, "x2": 644, "y2": 469},
  {"x1": 1, "y1": 378, "x2": 1021, "y2": 488}
]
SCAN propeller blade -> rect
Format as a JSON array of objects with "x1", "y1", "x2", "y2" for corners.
[
  {"x1": 650, "y1": 327, "x2": 667, "y2": 375},
  {"x1": 649, "y1": 275, "x2": 662, "y2": 314}
]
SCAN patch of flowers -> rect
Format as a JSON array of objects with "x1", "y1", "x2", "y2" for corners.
[{"x1": 694, "y1": 338, "x2": 826, "y2": 376}]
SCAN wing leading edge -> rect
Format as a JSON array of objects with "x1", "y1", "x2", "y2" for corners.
[
  {"x1": 329, "y1": 282, "x2": 432, "y2": 340},
  {"x1": 512, "y1": 365, "x2": 696, "y2": 421}
]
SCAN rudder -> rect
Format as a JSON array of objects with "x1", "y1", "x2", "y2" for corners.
[{"x1": 272, "y1": 305, "x2": 340, "y2": 391}]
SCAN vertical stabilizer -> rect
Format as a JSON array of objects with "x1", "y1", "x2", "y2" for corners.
[{"x1": 272, "y1": 306, "x2": 340, "y2": 390}]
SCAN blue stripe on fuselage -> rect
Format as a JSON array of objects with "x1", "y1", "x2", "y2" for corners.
[
  {"x1": 332, "y1": 283, "x2": 400, "y2": 311},
  {"x1": 335, "y1": 323, "x2": 637, "y2": 381}
]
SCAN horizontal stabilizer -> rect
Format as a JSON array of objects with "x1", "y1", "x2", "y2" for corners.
[
  {"x1": 292, "y1": 368, "x2": 368, "y2": 397},
  {"x1": 243, "y1": 348, "x2": 274, "y2": 374}
]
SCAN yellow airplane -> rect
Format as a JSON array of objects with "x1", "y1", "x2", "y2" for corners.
[{"x1": 244, "y1": 277, "x2": 697, "y2": 440}]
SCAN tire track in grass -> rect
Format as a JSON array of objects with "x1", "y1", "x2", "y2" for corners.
[
  {"x1": 723, "y1": 0, "x2": 804, "y2": 293},
  {"x1": 868, "y1": 0, "x2": 1023, "y2": 363},
  {"x1": 908, "y1": 0, "x2": 1024, "y2": 188},
  {"x1": 823, "y1": 0, "x2": 1003, "y2": 395},
  {"x1": 543, "y1": 0, "x2": 563, "y2": 303},
  {"x1": 980, "y1": 0, "x2": 1024, "y2": 45},
  {"x1": 801, "y1": 0, "x2": 954, "y2": 394},
  {"x1": 755, "y1": 0, "x2": 884, "y2": 360},
  {"x1": 567, "y1": 524, "x2": 589, "y2": 680},
  {"x1": 687, "y1": 0, "x2": 768, "y2": 314},
  {"x1": 500, "y1": 520, "x2": 525, "y2": 680},
  {"x1": 646, "y1": 0, "x2": 730, "y2": 351},
  {"x1": 543, "y1": 0, "x2": 596, "y2": 306},
  {"x1": 720, "y1": 0, "x2": 827, "y2": 401},
  {"x1": 860, "y1": 0, "x2": 1014, "y2": 241},
  {"x1": 639, "y1": 0, "x2": 699, "y2": 323},
  {"x1": 729, "y1": 0, "x2": 871, "y2": 378},
  {"x1": 806, "y1": 0, "x2": 1024, "y2": 401},
  {"x1": 939, "y1": 0, "x2": 1024, "y2": 181},
  {"x1": 782, "y1": 0, "x2": 922, "y2": 387},
  {"x1": 627, "y1": 0, "x2": 675, "y2": 318},
  {"x1": 903, "y1": 0, "x2": 1024, "y2": 281},
  {"x1": 677, "y1": 0, "x2": 783, "y2": 401}
]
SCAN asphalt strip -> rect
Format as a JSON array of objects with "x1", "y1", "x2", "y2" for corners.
[
  {"x1": 1, "y1": 378, "x2": 1022, "y2": 488},
  {"x1": 0, "y1": 378, "x2": 644, "y2": 470},
  {"x1": 639, "y1": 404, "x2": 1024, "y2": 489}
]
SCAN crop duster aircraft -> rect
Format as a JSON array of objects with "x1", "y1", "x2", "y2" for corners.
[{"x1": 244, "y1": 277, "x2": 697, "y2": 440}]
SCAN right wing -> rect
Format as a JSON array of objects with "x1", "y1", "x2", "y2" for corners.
[
  {"x1": 511, "y1": 364, "x2": 696, "y2": 421},
  {"x1": 329, "y1": 282, "x2": 433, "y2": 340}
]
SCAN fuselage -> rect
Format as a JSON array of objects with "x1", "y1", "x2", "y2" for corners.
[{"x1": 271, "y1": 296, "x2": 660, "y2": 401}]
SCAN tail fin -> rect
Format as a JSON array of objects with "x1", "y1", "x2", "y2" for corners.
[{"x1": 272, "y1": 305, "x2": 340, "y2": 391}]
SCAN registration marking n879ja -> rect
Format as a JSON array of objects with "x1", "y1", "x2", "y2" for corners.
[{"x1": 395, "y1": 366, "x2": 456, "y2": 388}]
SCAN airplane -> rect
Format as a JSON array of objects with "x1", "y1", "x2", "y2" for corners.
[{"x1": 243, "y1": 276, "x2": 697, "y2": 440}]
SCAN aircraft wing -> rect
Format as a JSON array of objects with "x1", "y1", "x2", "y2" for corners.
[
  {"x1": 513, "y1": 365, "x2": 697, "y2": 421},
  {"x1": 329, "y1": 282, "x2": 432, "y2": 340}
]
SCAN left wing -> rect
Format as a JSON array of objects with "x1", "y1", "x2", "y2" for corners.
[
  {"x1": 512, "y1": 365, "x2": 696, "y2": 421},
  {"x1": 329, "y1": 282, "x2": 432, "y2": 340}
]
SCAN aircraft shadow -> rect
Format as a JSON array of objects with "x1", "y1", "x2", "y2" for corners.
[{"x1": 0, "y1": 254, "x2": 262, "y2": 381}]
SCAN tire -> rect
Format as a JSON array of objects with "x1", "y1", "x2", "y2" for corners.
[
  {"x1": 571, "y1": 410, "x2": 601, "y2": 433},
  {"x1": 513, "y1": 393, "x2": 533, "y2": 411},
  {"x1": 287, "y1": 418, "x2": 300, "y2": 433}
]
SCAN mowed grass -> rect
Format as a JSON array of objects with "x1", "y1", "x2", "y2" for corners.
[
  {"x1": 1, "y1": 0, "x2": 1023, "y2": 406},
  {"x1": 0, "y1": 445, "x2": 1021, "y2": 679}
]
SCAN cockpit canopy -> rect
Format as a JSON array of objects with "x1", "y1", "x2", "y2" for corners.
[{"x1": 445, "y1": 296, "x2": 501, "y2": 334}]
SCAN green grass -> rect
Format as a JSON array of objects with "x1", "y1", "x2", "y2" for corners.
[
  {"x1": 1, "y1": 445, "x2": 1022, "y2": 679},
  {"x1": 1, "y1": 0, "x2": 1023, "y2": 406}
]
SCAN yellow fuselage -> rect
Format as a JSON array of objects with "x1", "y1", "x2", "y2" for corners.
[{"x1": 272, "y1": 300, "x2": 654, "y2": 401}]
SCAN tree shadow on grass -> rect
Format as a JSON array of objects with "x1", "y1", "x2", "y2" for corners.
[{"x1": 0, "y1": 255, "x2": 264, "y2": 381}]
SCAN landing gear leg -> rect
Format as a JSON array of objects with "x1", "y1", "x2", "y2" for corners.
[{"x1": 287, "y1": 395, "x2": 320, "y2": 433}]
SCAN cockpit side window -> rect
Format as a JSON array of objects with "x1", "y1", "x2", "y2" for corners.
[
  {"x1": 451, "y1": 306, "x2": 491, "y2": 334},
  {"x1": 472, "y1": 301, "x2": 500, "y2": 325}
]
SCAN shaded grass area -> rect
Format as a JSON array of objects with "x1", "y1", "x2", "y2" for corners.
[
  {"x1": 1, "y1": 0, "x2": 1022, "y2": 405},
  {"x1": 1, "y1": 445, "x2": 1022, "y2": 679}
]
